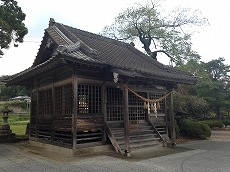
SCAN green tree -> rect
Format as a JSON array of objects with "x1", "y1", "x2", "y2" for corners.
[
  {"x1": 0, "y1": 84, "x2": 29, "y2": 100},
  {"x1": 203, "y1": 57, "x2": 230, "y2": 82},
  {"x1": 177, "y1": 60, "x2": 211, "y2": 81},
  {"x1": 0, "y1": 0, "x2": 28, "y2": 57},
  {"x1": 174, "y1": 92, "x2": 209, "y2": 119},
  {"x1": 175, "y1": 58, "x2": 230, "y2": 120},
  {"x1": 102, "y1": 1, "x2": 207, "y2": 65},
  {"x1": 194, "y1": 58, "x2": 230, "y2": 120}
]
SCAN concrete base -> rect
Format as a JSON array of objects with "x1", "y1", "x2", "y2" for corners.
[
  {"x1": 29, "y1": 140, "x2": 114, "y2": 156},
  {"x1": 125, "y1": 152, "x2": 131, "y2": 157},
  {"x1": 167, "y1": 142, "x2": 176, "y2": 148},
  {"x1": 0, "y1": 133, "x2": 16, "y2": 143}
]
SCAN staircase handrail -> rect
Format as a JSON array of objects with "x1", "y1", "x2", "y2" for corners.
[
  {"x1": 149, "y1": 121, "x2": 164, "y2": 142},
  {"x1": 104, "y1": 122, "x2": 122, "y2": 154}
]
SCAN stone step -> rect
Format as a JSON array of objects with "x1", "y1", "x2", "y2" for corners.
[
  {"x1": 120, "y1": 140, "x2": 160, "y2": 150},
  {"x1": 113, "y1": 130, "x2": 155, "y2": 137},
  {"x1": 116, "y1": 133, "x2": 158, "y2": 141},
  {"x1": 117, "y1": 136, "x2": 160, "y2": 145},
  {"x1": 107, "y1": 121, "x2": 165, "y2": 152}
]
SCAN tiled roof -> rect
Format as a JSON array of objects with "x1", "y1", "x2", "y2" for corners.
[
  {"x1": 53, "y1": 22, "x2": 196, "y2": 84},
  {"x1": 6, "y1": 19, "x2": 197, "y2": 85}
]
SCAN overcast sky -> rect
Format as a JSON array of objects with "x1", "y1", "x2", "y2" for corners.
[{"x1": 0, "y1": 0, "x2": 229, "y2": 75}]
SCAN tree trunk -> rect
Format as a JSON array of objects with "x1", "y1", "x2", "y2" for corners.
[{"x1": 216, "y1": 105, "x2": 221, "y2": 121}]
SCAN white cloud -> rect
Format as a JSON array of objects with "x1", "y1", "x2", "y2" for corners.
[{"x1": 0, "y1": 41, "x2": 40, "y2": 75}]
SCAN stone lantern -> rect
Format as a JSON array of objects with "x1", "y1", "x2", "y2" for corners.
[{"x1": 0, "y1": 106, "x2": 15, "y2": 142}]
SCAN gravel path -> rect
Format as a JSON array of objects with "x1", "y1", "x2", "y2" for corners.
[{"x1": 0, "y1": 131, "x2": 230, "y2": 172}]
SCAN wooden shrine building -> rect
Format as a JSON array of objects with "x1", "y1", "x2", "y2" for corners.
[{"x1": 5, "y1": 18, "x2": 196, "y2": 155}]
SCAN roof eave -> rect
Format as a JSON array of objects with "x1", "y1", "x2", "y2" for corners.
[{"x1": 5, "y1": 55, "x2": 66, "y2": 86}]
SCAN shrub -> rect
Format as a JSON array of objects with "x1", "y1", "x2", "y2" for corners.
[
  {"x1": 178, "y1": 119, "x2": 211, "y2": 139},
  {"x1": 7, "y1": 101, "x2": 28, "y2": 110},
  {"x1": 174, "y1": 92, "x2": 209, "y2": 119},
  {"x1": 1, "y1": 100, "x2": 29, "y2": 112},
  {"x1": 221, "y1": 120, "x2": 230, "y2": 126},
  {"x1": 0, "y1": 113, "x2": 29, "y2": 124},
  {"x1": 200, "y1": 120, "x2": 224, "y2": 129}
]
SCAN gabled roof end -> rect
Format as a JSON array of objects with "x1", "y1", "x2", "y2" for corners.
[{"x1": 49, "y1": 18, "x2": 55, "y2": 27}]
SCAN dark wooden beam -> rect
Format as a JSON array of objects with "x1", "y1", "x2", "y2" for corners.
[
  {"x1": 35, "y1": 82, "x2": 39, "y2": 141},
  {"x1": 169, "y1": 89, "x2": 176, "y2": 147},
  {"x1": 164, "y1": 97, "x2": 169, "y2": 137},
  {"x1": 123, "y1": 85, "x2": 130, "y2": 156},
  {"x1": 102, "y1": 82, "x2": 107, "y2": 142},
  {"x1": 29, "y1": 90, "x2": 32, "y2": 139},
  {"x1": 51, "y1": 77, "x2": 55, "y2": 143},
  {"x1": 72, "y1": 74, "x2": 78, "y2": 149}
]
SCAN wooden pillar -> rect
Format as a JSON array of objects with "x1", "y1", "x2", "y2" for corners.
[
  {"x1": 102, "y1": 82, "x2": 107, "y2": 142},
  {"x1": 169, "y1": 89, "x2": 176, "y2": 147},
  {"x1": 164, "y1": 97, "x2": 169, "y2": 136},
  {"x1": 72, "y1": 75, "x2": 78, "y2": 149},
  {"x1": 123, "y1": 85, "x2": 130, "y2": 156},
  {"x1": 29, "y1": 89, "x2": 32, "y2": 139},
  {"x1": 51, "y1": 79, "x2": 55, "y2": 143},
  {"x1": 35, "y1": 83, "x2": 39, "y2": 141}
]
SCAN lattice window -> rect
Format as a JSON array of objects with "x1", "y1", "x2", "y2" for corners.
[
  {"x1": 78, "y1": 84, "x2": 101, "y2": 114},
  {"x1": 55, "y1": 84, "x2": 73, "y2": 118},
  {"x1": 128, "y1": 91, "x2": 147, "y2": 120},
  {"x1": 55, "y1": 86, "x2": 62, "y2": 116},
  {"x1": 38, "y1": 89, "x2": 52, "y2": 118},
  {"x1": 106, "y1": 86, "x2": 123, "y2": 121},
  {"x1": 63, "y1": 84, "x2": 73, "y2": 115},
  {"x1": 149, "y1": 92, "x2": 165, "y2": 113}
]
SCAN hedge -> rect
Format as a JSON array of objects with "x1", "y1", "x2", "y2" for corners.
[
  {"x1": 178, "y1": 119, "x2": 211, "y2": 139},
  {"x1": 200, "y1": 120, "x2": 224, "y2": 129},
  {"x1": 221, "y1": 120, "x2": 230, "y2": 126}
]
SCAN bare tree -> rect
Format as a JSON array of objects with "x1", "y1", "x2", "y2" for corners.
[{"x1": 102, "y1": 1, "x2": 208, "y2": 65}]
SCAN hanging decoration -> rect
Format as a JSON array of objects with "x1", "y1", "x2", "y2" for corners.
[
  {"x1": 143, "y1": 101, "x2": 147, "y2": 109},
  {"x1": 147, "y1": 102, "x2": 150, "y2": 115},
  {"x1": 157, "y1": 102, "x2": 161, "y2": 109},
  {"x1": 154, "y1": 103, "x2": 157, "y2": 114},
  {"x1": 154, "y1": 103, "x2": 158, "y2": 118},
  {"x1": 150, "y1": 103, "x2": 154, "y2": 111},
  {"x1": 125, "y1": 86, "x2": 173, "y2": 117}
]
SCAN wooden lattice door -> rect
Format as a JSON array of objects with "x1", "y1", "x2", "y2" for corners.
[
  {"x1": 106, "y1": 86, "x2": 123, "y2": 122},
  {"x1": 128, "y1": 91, "x2": 147, "y2": 121}
]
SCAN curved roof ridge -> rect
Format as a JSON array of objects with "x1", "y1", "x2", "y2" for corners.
[{"x1": 50, "y1": 25, "x2": 73, "y2": 45}]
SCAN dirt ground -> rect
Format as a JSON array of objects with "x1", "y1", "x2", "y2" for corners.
[
  {"x1": 13, "y1": 141, "x2": 190, "y2": 163},
  {"x1": 13, "y1": 130, "x2": 230, "y2": 163},
  {"x1": 210, "y1": 130, "x2": 230, "y2": 139}
]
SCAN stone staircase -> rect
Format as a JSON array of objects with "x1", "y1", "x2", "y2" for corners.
[{"x1": 106, "y1": 121, "x2": 167, "y2": 153}]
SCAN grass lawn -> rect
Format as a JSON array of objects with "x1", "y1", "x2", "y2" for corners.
[{"x1": 11, "y1": 125, "x2": 27, "y2": 135}]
